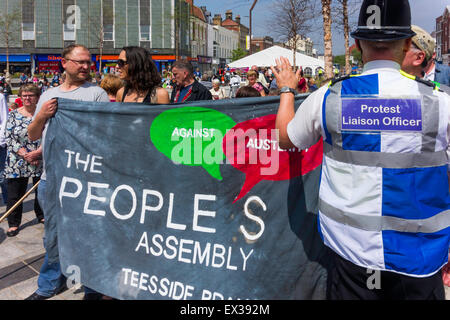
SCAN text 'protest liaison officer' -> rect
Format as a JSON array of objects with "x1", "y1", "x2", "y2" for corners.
[{"x1": 272, "y1": 0, "x2": 450, "y2": 300}]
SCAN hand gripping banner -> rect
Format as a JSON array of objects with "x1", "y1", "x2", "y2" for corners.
[{"x1": 44, "y1": 96, "x2": 331, "y2": 300}]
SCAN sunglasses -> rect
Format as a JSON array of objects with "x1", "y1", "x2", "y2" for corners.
[{"x1": 117, "y1": 59, "x2": 128, "y2": 68}]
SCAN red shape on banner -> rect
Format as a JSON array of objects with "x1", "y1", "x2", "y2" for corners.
[{"x1": 223, "y1": 114, "x2": 323, "y2": 203}]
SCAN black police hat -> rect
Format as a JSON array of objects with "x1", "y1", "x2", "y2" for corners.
[{"x1": 351, "y1": 0, "x2": 416, "y2": 41}]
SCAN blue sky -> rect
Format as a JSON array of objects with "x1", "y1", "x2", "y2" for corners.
[{"x1": 194, "y1": 0, "x2": 449, "y2": 55}]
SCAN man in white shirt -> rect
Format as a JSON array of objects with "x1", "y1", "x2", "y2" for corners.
[
  {"x1": 25, "y1": 44, "x2": 109, "y2": 301},
  {"x1": 230, "y1": 72, "x2": 242, "y2": 98}
]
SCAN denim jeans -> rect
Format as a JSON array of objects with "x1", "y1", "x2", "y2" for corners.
[
  {"x1": 35, "y1": 179, "x2": 65, "y2": 297},
  {"x1": 0, "y1": 146, "x2": 8, "y2": 204}
]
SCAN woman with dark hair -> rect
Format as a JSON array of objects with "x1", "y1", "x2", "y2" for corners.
[{"x1": 116, "y1": 46, "x2": 169, "y2": 104}]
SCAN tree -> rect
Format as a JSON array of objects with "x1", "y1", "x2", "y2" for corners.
[
  {"x1": 88, "y1": 1, "x2": 109, "y2": 73},
  {"x1": 333, "y1": 0, "x2": 361, "y2": 74},
  {"x1": 90, "y1": 2, "x2": 115, "y2": 73},
  {"x1": 271, "y1": 0, "x2": 314, "y2": 69},
  {"x1": 333, "y1": 54, "x2": 345, "y2": 67},
  {"x1": 0, "y1": 5, "x2": 21, "y2": 75},
  {"x1": 351, "y1": 48, "x2": 362, "y2": 65},
  {"x1": 231, "y1": 47, "x2": 247, "y2": 62},
  {"x1": 321, "y1": 0, "x2": 333, "y2": 79}
]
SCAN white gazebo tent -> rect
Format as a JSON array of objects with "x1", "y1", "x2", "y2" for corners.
[{"x1": 228, "y1": 45, "x2": 324, "y2": 76}]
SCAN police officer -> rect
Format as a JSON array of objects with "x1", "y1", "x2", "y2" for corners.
[{"x1": 272, "y1": 0, "x2": 450, "y2": 300}]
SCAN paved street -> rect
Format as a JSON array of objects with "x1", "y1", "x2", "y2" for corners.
[
  {"x1": 0, "y1": 182, "x2": 83, "y2": 300},
  {"x1": 0, "y1": 181, "x2": 448, "y2": 301}
]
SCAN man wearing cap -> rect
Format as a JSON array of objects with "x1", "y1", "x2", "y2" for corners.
[
  {"x1": 272, "y1": 0, "x2": 449, "y2": 299},
  {"x1": 402, "y1": 25, "x2": 450, "y2": 94}
]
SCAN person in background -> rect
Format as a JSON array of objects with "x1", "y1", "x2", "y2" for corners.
[
  {"x1": 199, "y1": 74, "x2": 213, "y2": 90},
  {"x1": 2, "y1": 81, "x2": 12, "y2": 102},
  {"x1": 209, "y1": 79, "x2": 227, "y2": 100},
  {"x1": 297, "y1": 68, "x2": 308, "y2": 93},
  {"x1": 424, "y1": 56, "x2": 450, "y2": 87},
  {"x1": 32, "y1": 74, "x2": 39, "y2": 85},
  {"x1": 230, "y1": 72, "x2": 242, "y2": 98},
  {"x1": 308, "y1": 78, "x2": 318, "y2": 92},
  {"x1": 235, "y1": 86, "x2": 261, "y2": 98},
  {"x1": 4, "y1": 84, "x2": 43, "y2": 237},
  {"x1": 170, "y1": 60, "x2": 212, "y2": 103},
  {"x1": 100, "y1": 74, "x2": 124, "y2": 102},
  {"x1": 251, "y1": 65, "x2": 269, "y2": 89},
  {"x1": 194, "y1": 68, "x2": 202, "y2": 80},
  {"x1": 246, "y1": 70, "x2": 267, "y2": 97},
  {"x1": 94, "y1": 72, "x2": 102, "y2": 85},
  {"x1": 41, "y1": 79, "x2": 50, "y2": 93},
  {"x1": 116, "y1": 46, "x2": 169, "y2": 104},
  {"x1": 402, "y1": 25, "x2": 450, "y2": 92},
  {"x1": 268, "y1": 88, "x2": 280, "y2": 96},
  {"x1": 20, "y1": 73, "x2": 28, "y2": 86},
  {"x1": 51, "y1": 72, "x2": 60, "y2": 87},
  {"x1": 0, "y1": 92, "x2": 9, "y2": 205}
]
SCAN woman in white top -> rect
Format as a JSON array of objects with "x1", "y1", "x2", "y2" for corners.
[{"x1": 209, "y1": 79, "x2": 227, "y2": 100}]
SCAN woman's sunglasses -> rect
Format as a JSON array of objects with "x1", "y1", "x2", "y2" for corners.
[{"x1": 117, "y1": 59, "x2": 128, "y2": 68}]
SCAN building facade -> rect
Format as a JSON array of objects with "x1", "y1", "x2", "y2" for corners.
[
  {"x1": 436, "y1": 6, "x2": 450, "y2": 65},
  {"x1": 285, "y1": 35, "x2": 314, "y2": 57},
  {"x1": 0, "y1": 0, "x2": 191, "y2": 73},
  {"x1": 217, "y1": 10, "x2": 249, "y2": 51},
  {"x1": 186, "y1": 1, "x2": 210, "y2": 73},
  {"x1": 211, "y1": 23, "x2": 239, "y2": 71},
  {"x1": 250, "y1": 36, "x2": 273, "y2": 53}
]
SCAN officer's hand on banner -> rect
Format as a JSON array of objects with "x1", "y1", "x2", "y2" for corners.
[{"x1": 271, "y1": 57, "x2": 301, "y2": 89}]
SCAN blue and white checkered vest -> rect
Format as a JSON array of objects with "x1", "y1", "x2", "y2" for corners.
[{"x1": 319, "y1": 70, "x2": 450, "y2": 277}]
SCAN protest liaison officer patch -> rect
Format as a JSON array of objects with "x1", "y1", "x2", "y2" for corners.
[{"x1": 342, "y1": 98, "x2": 422, "y2": 132}]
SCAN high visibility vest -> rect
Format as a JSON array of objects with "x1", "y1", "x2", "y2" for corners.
[{"x1": 319, "y1": 71, "x2": 450, "y2": 277}]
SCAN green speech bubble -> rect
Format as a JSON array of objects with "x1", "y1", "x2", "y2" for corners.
[{"x1": 150, "y1": 107, "x2": 236, "y2": 180}]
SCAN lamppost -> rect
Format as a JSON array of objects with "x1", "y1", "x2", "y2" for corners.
[{"x1": 249, "y1": 0, "x2": 258, "y2": 55}]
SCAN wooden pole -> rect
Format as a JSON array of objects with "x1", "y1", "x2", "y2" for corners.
[
  {"x1": 0, "y1": 180, "x2": 40, "y2": 224},
  {"x1": 249, "y1": 0, "x2": 258, "y2": 55}
]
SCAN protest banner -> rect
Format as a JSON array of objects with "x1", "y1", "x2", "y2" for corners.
[{"x1": 44, "y1": 95, "x2": 332, "y2": 300}]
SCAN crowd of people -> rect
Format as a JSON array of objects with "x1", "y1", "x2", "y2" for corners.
[
  {"x1": 159, "y1": 63, "x2": 320, "y2": 100},
  {"x1": 0, "y1": 0, "x2": 449, "y2": 301}
]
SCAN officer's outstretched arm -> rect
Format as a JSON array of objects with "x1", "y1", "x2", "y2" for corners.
[
  {"x1": 271, "y1": 57, "x2": 299, "y2": 150},
  {"x1": 276, "y1": 93, "x2": 296, "y2": 149}
]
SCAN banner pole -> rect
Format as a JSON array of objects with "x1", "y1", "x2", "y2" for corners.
[{"x1": 0, "y1": 180, "x2": 41, "y2": 224}]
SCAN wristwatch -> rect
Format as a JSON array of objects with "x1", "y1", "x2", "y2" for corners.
[{"x1": 280, "y1": 86, "x2": 297, "y2": 95}]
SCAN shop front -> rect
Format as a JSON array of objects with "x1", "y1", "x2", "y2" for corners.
[
  {"x1": 34, "y1": 54, "x2": 62, "y2": 74},
  {"x1": 0, "y1": 54, "x2": 32, "y2": 74},
  {"x1": 197, "y1": 55, "x2": 212, "y2": 74},
  {"x1": 93, "y1": 55, "x2": 119, "y2": 74},
  {"x1": 152, "y1": 55, "x2": 176, "y2": 74}
]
